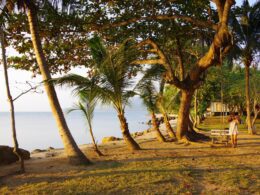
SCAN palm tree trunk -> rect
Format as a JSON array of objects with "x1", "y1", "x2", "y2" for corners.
[
  {"x1": 25, "y1": 2, "x2": 91, "y2": 164},
  {"x1": 1, "y1": 28, "x2": 24, "y2": 172},
  {"x1": 89, "y1": 124, "x2": 103, "y2": 156},
  {"x1": 245, "y1": 63, "x2": 253, "y2": 134},
  {"x1": 151, "y1": 112, "x2": 166, "y2": 142},
  {"x1": 163, "y1": 112, "x2": 176, "y2": 139},
  {"x1": 118, "y1": 113, "x2": 141, "y2": 150}
]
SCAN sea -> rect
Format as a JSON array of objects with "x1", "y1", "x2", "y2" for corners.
[{"x1": 0, "y1": 108, "x2": 150, "y2": 152}]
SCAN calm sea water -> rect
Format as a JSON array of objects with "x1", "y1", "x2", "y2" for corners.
[{"x1": 0, "y1": 108, "x2": 150, "y2": 151}]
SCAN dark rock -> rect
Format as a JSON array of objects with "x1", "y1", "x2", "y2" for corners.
[
  {"x1": 47, "y1": 147, "x2": 54, "y2": 151},
  {"x1": 0, "y1": 145, "x2": 30, "y2": 165}
]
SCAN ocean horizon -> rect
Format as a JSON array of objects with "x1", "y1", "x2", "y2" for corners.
[{"x1": 0, "y1": 108, "x2": 150, "y2": 151}]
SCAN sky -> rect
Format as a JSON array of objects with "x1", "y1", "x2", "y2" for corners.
[{"x1": 0, "y1": 0, "x2": 256, "y2": 112}]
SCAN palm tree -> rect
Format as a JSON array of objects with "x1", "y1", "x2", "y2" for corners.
[
  {"x1": 229, "y1": 0, "x2": 260, "y2": 134},
  {"x1": 67, "y1": 98, "x2": 103, "y2": 156},
  {"x1": 1, "y1": 0, "x2": 91, "y2": 164},
  {"x1": 53, "y1": 36, "x2": 141, "y2": 151},
  {"x1": 137, "y1": 78, "x2": 166, "y2": 142},
  {"x1": 157, "y1": 80, "x2": 177, "y2": 139},
  {"x1": 1, "y1": 27, "x2": 24, "y2": 172}
]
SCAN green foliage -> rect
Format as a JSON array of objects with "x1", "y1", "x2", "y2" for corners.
[
  {"x1": 161, "y1": 85, "x2": 180, "y2": 114},
  {"x1": 136, "y1": 78, "x2": 159, "y2": 113},
  {"x1": 52, "y1": 36, "x2": 139, "y2": 114},
  {"x1": 229, "y1": 0, "x2": 260, "y2": 62}
]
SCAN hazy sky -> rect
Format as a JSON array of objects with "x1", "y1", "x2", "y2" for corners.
[{"x1": 0, "y1": 0, "x2": 256, "y2": 112}]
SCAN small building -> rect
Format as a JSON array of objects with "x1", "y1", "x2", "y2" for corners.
[{"x1": 207, "y1": 101, "x2": 230, "y2": 116}]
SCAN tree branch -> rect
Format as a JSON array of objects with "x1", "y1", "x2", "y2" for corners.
[
  {"x1": 188, "y1": 0, "x2": 235, "y2": 84},
  {"x1": 13, "y1": 81, "x2": 43, "y2": 102},
  {"x1": 134, "y1": 38, "x2": 187, "y2": 90},
  {"x1": 91, "y1": 14, "x2": 217, "y2": 32}
]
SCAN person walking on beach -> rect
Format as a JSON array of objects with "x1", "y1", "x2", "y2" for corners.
[{"x1": 228, "y1": 114, "x2": 240, "y2": 148}]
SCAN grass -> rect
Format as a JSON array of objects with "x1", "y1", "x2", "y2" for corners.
[
  {"x1": 198, "y1": 116, "x2": 260, "y2": 132},
  {"x1": 0, "y1": 117, "x2": 259, "y2": 194}
]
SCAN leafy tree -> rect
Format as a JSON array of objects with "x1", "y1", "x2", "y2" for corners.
[{"x1": 88, "y1": 0, "x2": 235, "y2": 141}]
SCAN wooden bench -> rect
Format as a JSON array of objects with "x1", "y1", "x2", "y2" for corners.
[{"x1": 211, "y1": 129, "x2": 230, "y2": 146}]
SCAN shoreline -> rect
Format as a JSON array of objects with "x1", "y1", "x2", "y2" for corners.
[{"x1": 30, "y1": 119, "x2": 177, "y2": 160}]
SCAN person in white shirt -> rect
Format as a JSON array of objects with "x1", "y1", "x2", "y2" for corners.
[{"x1": 228, "y1": 115, "x2": 240, "y2": 148}]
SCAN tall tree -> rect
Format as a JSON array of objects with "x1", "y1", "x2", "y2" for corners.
[
  {"x1": 229, "y1": 0, "x2": 260, "y2": 134},
  {"x1": 1, "y1": 27, "x2": 24, "y2": 172},
  {"x1": 3, "y1": 0, "x2": 91, "y2": 164},
  {"x1": 88, "y1": 0, "x2": 235, "y2": 141}
]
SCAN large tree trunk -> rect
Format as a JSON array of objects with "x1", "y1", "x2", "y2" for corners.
[
  {"x1": 25, "y1": 3, "x2": 91, "y2": 165},
  {"x1": 151, "y1": 112, "x2": 166, "y2": 142},
  {"x1": 176, "y1": 89, "x2": 194, "y2": 140},
  {"x1": 176, "y1": 89, "x2": 209, "y2": 141},
  {"x1": 118, "y1": 114, "x2": 141, "y2": 150},
  {"x1": 162, "y1": 112, "x2": 176, "y2": 139},
  {"x1": 1, "y1": 28, "x2": 24, "y2": 172},
  {"x1": 89, "y1": 124, "x2": 103, "y2": 156},
  {"x1": 245, "y1": 63, "x2": 253, "y2": 134},
  {"x1": 188, "y1": 117, "x2": 209, "y2": 141}
]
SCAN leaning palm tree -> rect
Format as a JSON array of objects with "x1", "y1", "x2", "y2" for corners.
[
  {"x1": 1, "y1": 0, "x2": 91, "y2": 164},
  {"x1": 53, "y1": 36, "x2": 141, "y2": 151},
  {"x1": 229, "y1": 0, "x2": 260, "y2": 134},
  {"x1": 67, "y1": 96, "x2": 103, "y2": 156},
  {"x1": 136, "y1": 78, "x2": 166, "y2": 142},
  {"x1": 157, "y1": 80, "x2": 177, "y2": 139}
]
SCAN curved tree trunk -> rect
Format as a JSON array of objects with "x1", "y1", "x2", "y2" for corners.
[
  {"x1": 245, "y1": 63, "x2": 253, "y2": 134},
  {"x1": 163, "y1": 112, "x2": 176, "y2": 139},
  {"x1": 1, "y1": 28, "x2": 25, "y2": 173},
  {"x1": 151, "y1": 112, "x2": 166, "y2": 142},
  {"x1": 89, "y1": 124, "x2": 103, "y2": 156},
  {"x1": 25, "y1": 3, "x2": 91, "y2": 165},
  {"x1": 176, "y1": 89, "x2": 194, "y2": 140},
  {"x1": 118, "y1": 113, "x2": 141, "y2": 150}
]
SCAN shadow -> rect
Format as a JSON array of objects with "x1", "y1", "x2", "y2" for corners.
[
  {"x1": 117, "y1": 152, "x2": 260, "y2": 163},
  {"x1": 2, "y1": 165, "x2": 259, "y2": 191},
  {"x1": 239, "y1": 137, "x2": 260, "y2": 141}
]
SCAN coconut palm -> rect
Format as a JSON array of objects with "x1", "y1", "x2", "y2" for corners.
[
  {"x1": 229, "y1": 0, "x2": 260, "y2": 134},
  {"x1": 138, "y1": 65, "x2": 177, "y2": 139},
  {"x1": 0, "y1": 0, "x2": 91, "y2": 164},
  {"x1": 136, "y1": 78, "x2": 166, "y2": 142},
  {"x1": 53, "y1": 36, "x2": 141, "y2": 151},
  {"x1": 66, "y1": 78, "x2": 103, "y2": 156},
  {"x1": 157, "y1": 80, "x2": 177, "y2": 139},
  {"x1": 67, "y1": 96, "x2": 103, "y2": 156}
]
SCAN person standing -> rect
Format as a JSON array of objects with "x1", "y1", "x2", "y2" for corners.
[{"x1": 228, "y1": 115, "x2": 240, "y2": 148}]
